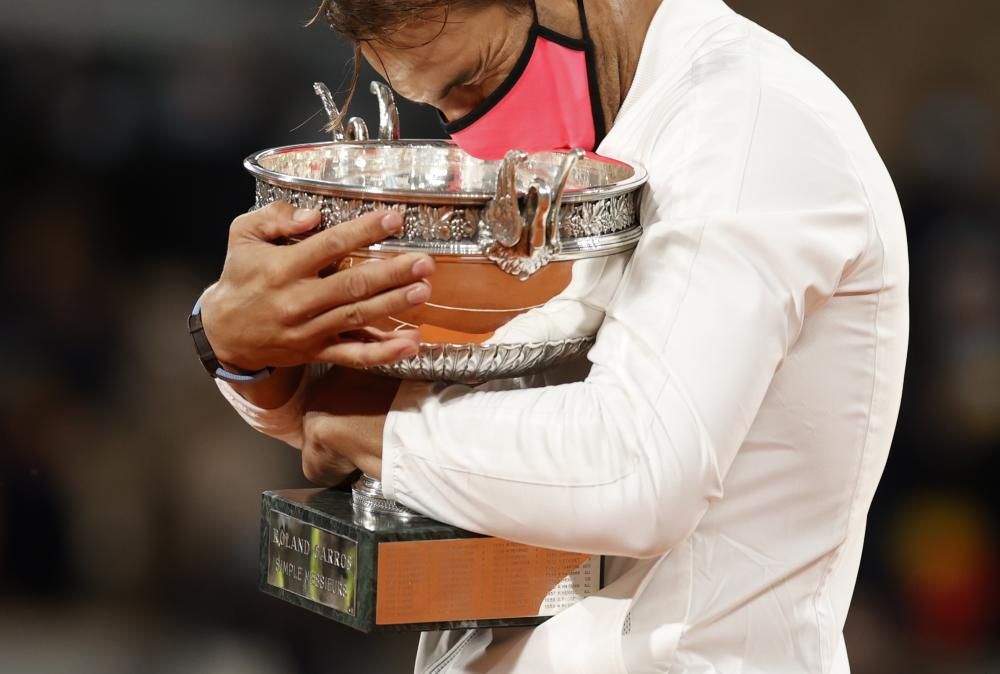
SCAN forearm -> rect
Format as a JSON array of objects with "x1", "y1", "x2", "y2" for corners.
[{"x1": 381, "y1": 355, "x2": 724, "y2": 559}]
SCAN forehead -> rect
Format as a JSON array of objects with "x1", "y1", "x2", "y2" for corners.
[{"x1": 361, "y1": 5, "x2": 512, "y2": 71}]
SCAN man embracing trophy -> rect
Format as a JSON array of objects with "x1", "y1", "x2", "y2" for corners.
[{"x1": 192, "y1": 0, "x2": 909, "y2": 671}]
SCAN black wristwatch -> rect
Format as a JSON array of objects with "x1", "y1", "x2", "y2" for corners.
[{"x1": 188, "y1": 293, "x2": 274, "y2": 384}]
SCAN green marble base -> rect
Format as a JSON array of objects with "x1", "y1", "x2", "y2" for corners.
[{"x1": 260, "y1": 488, "x2": 602, "y2": 633}]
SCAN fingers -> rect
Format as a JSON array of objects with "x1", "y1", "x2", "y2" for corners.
[
  {"x1": 294, "y1": 253, "x2": 435, "y2": 319},
  {"x1": 359, "y1": 327, "x2": 422, "y2": 343},
  {"x1": 290, "y1": 210, "x2": 405, "y2": 275},
  {"x1": 313, "y1": 336, "x2": 421, "y2": 369},
  {"x1": 337, "y1": 327, "x2": 421, "y2": 345},
  {"x1": 302, "y1": 279, "x2": 430, "y2": 339},
  {"x1": 221, "y1": 204, "x2": 431, "y2": 370},
  {"x1": 230, "y1": 201, "x2": 322, "y2": 243}
]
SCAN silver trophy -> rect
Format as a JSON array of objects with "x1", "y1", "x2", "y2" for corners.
[{"x1": 253, "y1": 82, "x2": 647, "y2": 632}]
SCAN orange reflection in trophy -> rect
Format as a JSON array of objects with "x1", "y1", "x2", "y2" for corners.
[{"x1": 339, "y1": 253, "x2": 574, "y2": 344}]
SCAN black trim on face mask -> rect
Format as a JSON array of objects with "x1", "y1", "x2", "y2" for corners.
[
  {"x1": 581, "y1": 42, "x2": 607, "y2": 143},
  {"x1": 575, "y1": 0, "x2": 607, "y2": 144},
  {"x1": 535, "y1": 25, "x2": 589, "y2": 50},
  {"x1": 440, "y1": 0, "x2": 607, "y2": 148}
]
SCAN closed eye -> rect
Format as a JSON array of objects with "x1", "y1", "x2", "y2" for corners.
[
  {"x1": 435, "y1": 64, "x2": 482, "y2": 103},
  {"x1": 435, "y1": 82, "x2": 458, "y2": 101}
]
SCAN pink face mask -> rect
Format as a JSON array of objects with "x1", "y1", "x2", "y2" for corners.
[{"x1": 442, "y1": 0, "x2": 606, "y2": 160}]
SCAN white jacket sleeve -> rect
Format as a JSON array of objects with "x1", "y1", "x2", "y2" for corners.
[{"x1": 381, "y1": 92, "x2": 873, "y2": 558}]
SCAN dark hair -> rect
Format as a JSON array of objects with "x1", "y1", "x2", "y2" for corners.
[{"x1": 309, "y1": 0, "x2": 531, "y2": 125}]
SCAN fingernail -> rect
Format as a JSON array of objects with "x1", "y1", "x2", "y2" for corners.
[
  {"x1": 406, "y1": 282, "x2": 431, "y2": 304},
  {"x1": 411, "y1": 256, "x2": 435, "y2": 277},
  {"x1": 382, "y1": 212, "x2": 403, "y2": 233},
  {"x1": 293, "y1": 208, "x2": 319, "y2": 223}
]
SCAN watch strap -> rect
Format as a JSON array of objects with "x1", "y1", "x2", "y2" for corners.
[{"x1": 189, "y1": 293, "x2": 274, "y2": 384}]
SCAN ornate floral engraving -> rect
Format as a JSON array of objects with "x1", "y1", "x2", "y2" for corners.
[
  {"x1": 254, "y1": 181, "x2": 486, "y2": 245},
  {"x1": 253, "y1": 181, "x2": 639, "y2": 249},
  {"x1": 558, "y1": 192, "x2": 638, "y2": 239}
]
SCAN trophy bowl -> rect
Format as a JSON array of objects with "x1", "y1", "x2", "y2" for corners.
[{"x1": 245, "y1": 140, "x2": 648, "y2": 383}]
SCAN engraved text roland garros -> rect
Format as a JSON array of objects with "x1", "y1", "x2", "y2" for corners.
[
  {"x1": 272, "y1": 527, "x2": 354, "y2": 572},
  {"x1": 266, "y1": 510, "x2": 358, "y2": 614}
]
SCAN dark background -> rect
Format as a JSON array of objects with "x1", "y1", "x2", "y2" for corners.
[{"x1": 1, "y1": 1, "x2": 998, "y2": 672}]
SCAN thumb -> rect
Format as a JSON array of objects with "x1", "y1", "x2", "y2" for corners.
[{"x1": 229, "y1": 200, "x2": 323, "y2": 243}]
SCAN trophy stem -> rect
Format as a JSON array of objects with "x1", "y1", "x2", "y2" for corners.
[{"x1": 351, "y1": 473, "x2": 418, "y2": 517}]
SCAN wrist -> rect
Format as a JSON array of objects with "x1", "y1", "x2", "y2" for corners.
[
  {"x1": 199, "y1": 285, "x2": 267, "y2": 373},
  {"x1": 190, "y1": 286, "x2": 273, "y2": 382}
]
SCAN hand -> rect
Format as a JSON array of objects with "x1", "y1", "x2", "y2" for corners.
[
  {"x1": 300, "y1": 368, "x2": 397, "y2": 486},
  {"x1": 201, "y1": 201, "x2": 435, "y2": 372}
]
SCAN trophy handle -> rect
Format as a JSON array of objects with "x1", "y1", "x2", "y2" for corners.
[
  {"x1": 370, "y1": 81, "x2": 401, "y2": 141},
  {"x1": 314, "y1": 80, "x2": 400, "y2": 143},
  {"x1": 313, "y1": 81, "x2": 346, "y2": 141},
  {"x1": 548, "y1": 148, "x2": 585, "y2": 254},
  {"x1": 481, "y1": 150, "x2": 528, "y2": 248},
  {"x1": 479, "y1": 148, "x2": 584, "y2": 280},
  {"x1": 345, "y1": 117, "x2": 370, "y2": 142},
  {"x1": 524, "y1": 180, "x2": 554, "y2": 260}
]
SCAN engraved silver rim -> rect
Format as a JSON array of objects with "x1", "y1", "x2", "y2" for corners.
[
  {"x1": 253, "y1": 181, "x2": 642, "y2": 257},
  {"x1": 365, "y1": 226, "x2": 642, "y2": 259},
  {"x1": 372, "y1": 336, "x2": 595, "y2": 383},
  {"x1": 244, "y1": 141, "x2": 649, "y2": 205}
]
